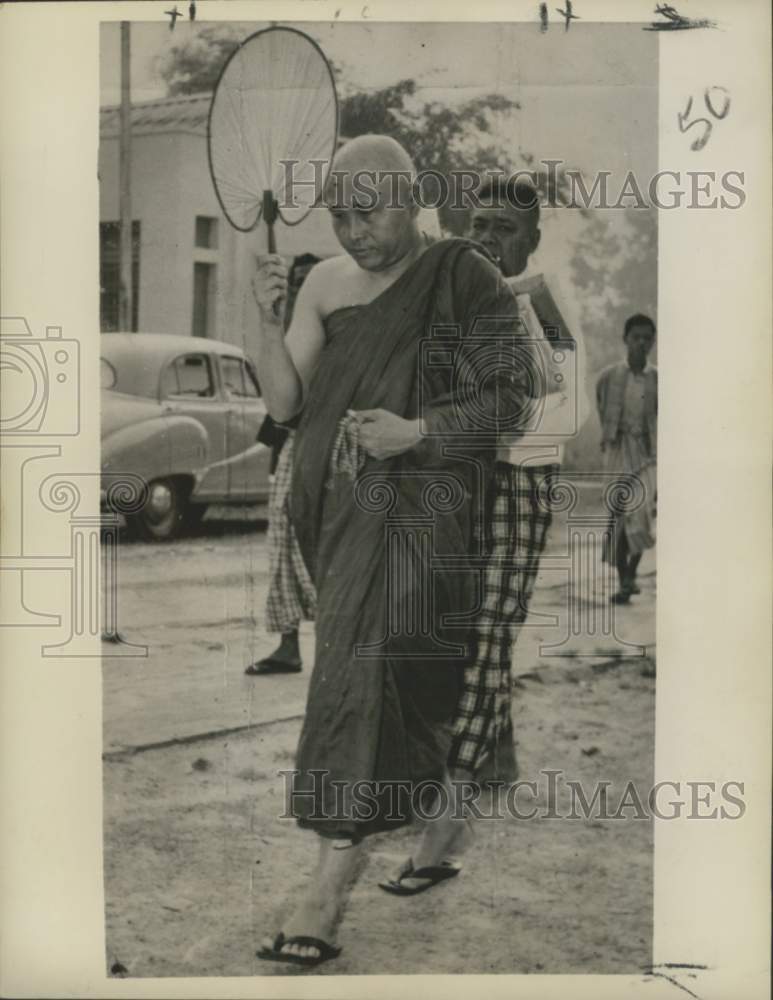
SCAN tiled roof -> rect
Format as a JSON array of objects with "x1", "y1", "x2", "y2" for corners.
[
  {"x1": 100, "y1": 93, "x2": 212, "y2": 135},
  {"x1": 101, "y1": 94, "x2": 353, "y2": 143}
]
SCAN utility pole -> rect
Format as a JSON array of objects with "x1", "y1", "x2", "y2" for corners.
[{"x1": 119, "y1": 21, "x2": 133, "y2": 330}]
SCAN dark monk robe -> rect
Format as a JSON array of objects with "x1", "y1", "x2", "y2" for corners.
[{"x1": 289, "y1": 238, "x2": 529, "y2": 841}]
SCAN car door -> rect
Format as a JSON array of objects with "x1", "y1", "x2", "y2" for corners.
[
  {"x1": 219, "y1": 354, "x2": 271, "y2": 501},
  {"x1": 160, "y1": 351, "x2": 230, "y2": 499}
]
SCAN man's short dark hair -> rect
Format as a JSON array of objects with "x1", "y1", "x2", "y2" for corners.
[
  {"x1": 477, "y1": 174, "x2": 540, "y2": 220},
  {"x1": 624, "y1": 313, "x2": 656, "y2": 338}
]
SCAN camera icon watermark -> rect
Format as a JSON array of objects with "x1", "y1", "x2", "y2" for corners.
[
  {"x1": 1, "y1": 315, "x2": 144, "y2": 656},
  {"x1": 0, "y1": 317, "x2": 80, "y2": 436},
  {"x1": 418, "y1": 318, "x2": 579, "y2": 439}
]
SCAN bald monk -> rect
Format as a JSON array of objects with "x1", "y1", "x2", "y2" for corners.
[{"x1": 252, "y1": 135, "x2": 529, "y2": 966}]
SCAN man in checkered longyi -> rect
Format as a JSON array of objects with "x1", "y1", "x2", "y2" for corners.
[{"x1": 448, "y1": 176, "x2": 591, "y2": 781}]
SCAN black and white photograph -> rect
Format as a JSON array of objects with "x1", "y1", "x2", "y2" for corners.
[
  {"x1": 99, "y1": 17, "x2": 660, "y2": 977},
  {"x1": 0, "y1": 2, "x2": 769, "y2": 997}
]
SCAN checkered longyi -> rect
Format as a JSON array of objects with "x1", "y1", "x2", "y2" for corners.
[
  {"x1": 448, "y1": 462, "x2": 558, "y2": 779},
  {"x1": 264, "y1": 433, "x2": 317, "y2": 633}
]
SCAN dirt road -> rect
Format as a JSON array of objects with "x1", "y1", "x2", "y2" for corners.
[{"x1": 104, "y1": 500, "x2": 656, "y2": 978}]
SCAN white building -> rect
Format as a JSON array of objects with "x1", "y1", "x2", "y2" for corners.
[{"x1": 99, "y1": 94, "x2": 342, "y2": 348}]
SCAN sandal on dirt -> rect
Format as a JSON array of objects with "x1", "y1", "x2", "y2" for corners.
[
  {"x1": 378, "y1": 858, "x2": 461, "y2": 896},
  {"x1": 244, "y1": 657, "x2": 302, "y2": 676},
  {"x1": 257, "y1": 931, "x2": 341, "y2": 967}
]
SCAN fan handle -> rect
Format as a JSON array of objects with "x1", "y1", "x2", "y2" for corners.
[{"x1": 262, "y1": 190, "x2": 281, "y2": 317}]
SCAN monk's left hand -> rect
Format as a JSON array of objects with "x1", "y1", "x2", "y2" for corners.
[{"x1": 353, "y1": 409, "x2": 424, "y2": 460}]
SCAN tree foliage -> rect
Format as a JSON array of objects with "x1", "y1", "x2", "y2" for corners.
[
  {"x1": 157, "y1": 24, "x2": 243, "y2": 95},
  {"x1": 570, "y1": 208, "x2": 657, "y2": 375},
  {"x1": 561, "y1": 207, "x2": 657, "y2": 471}
]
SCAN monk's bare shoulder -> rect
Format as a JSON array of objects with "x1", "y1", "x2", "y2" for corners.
[
  {"x1": 298, "y1": 255, "x2": 358, "y2": 318},
  {"x1": 304, "y1": 255, "x2": 350, "y2": 282},
  {"x1": 303, "y1": 254, "x2": 374, "y2": 318}
]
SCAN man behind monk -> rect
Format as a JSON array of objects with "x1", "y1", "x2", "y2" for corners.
[
  {"x1": 251, "y1": 135, "x2": 530, "y2": 967},
  {"x1": 446, "y1": 175, "x2": 591, "y2": 785}
]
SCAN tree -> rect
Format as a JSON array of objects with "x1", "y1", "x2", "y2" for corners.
[
  {"x1": 561, "y1": 207, "x2": 658, "y2": 472},
  {"x1": 570, "y1": 208, "x2": 657, "y2": 376},
  {"x1": 157, "y1": 24, "x2": 243, "y2": 95},
  {"x1": 339, "y1": 80, "x2": 537, "y2": 233}
]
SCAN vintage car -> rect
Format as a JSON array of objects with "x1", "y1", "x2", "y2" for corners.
[{"x1": 101, "y1": 333, "x2": 271, "y2": 540}]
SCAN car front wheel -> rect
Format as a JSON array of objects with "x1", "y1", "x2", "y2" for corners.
[{"x1": 126, "y1": 477, "x2": 186, "y2": 541}]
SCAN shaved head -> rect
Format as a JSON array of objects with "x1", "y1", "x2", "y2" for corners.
[
  {"x1": 324, "y1": 134, "x2": 424, "y2": 273},
  {"x1": 332, "y1": 134, "x2": 417, "y2": 178},
  {"x1": 325, "y1": 134, "x2": 418, "y2": 212}
]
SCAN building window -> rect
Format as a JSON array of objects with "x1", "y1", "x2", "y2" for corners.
[
  {"x1": 195, "y1": 216, "x2": 219, "y2": 249},
  {"x1": 100, "y1": 221, "x2": 140, "y2": 332},
  {"x1": 192, "y1": 262, "x2": 216, "y2": 338}
]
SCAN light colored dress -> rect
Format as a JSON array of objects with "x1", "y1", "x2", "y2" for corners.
[{"x1": 598, "y1": 363, "x2": 657, "y2": 559}]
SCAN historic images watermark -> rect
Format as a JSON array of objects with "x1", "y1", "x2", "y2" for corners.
[
  {"x1": 278, "y1": 159, "x2": 747, "y2": 211},
  {"x1": 278, "y1": 769, "x2": 746, "y2": 824}
]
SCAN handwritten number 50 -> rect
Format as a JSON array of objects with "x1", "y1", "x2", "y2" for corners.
[{"x1": 678, "y1": 86, "x2": 731, "y2": 151}]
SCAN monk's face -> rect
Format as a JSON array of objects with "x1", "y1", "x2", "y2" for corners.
[
  {"x1": 326, "y1": 171, "x2": 419, "y2": 272},
  {"x1": 469, "y1": 199, "x2": 540, "y2": 278}
]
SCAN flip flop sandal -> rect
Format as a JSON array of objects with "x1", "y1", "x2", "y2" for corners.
[
  {"x1": 378, "y1": 859, "x2": 462, "y2": 896},
  {"x1": 244, "y1": 657, "x2": 302, "y2": 675},
  {"x1": 257, "y1": 932, "x2": 341, "y2": 967}
]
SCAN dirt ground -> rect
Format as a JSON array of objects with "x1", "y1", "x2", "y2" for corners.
[{"x1": 103, "y1": 500, "x2": 655, "y2": 978}]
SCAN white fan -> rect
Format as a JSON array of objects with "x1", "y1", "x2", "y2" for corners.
[{"x1": 208, "y1": 26, "x2": 339, "y2": 249}]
